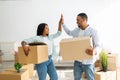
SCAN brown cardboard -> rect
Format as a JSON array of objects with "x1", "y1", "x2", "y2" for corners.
[
  {"x1": 107, "y1": 54, "x2": 119, "y2": 80},
  {"x1": 60, "y1": 36, "x2": 93, "y2": 60},
  {"x1": 22, "y1": 64, "x2": 35, "y2": 78},
  {"x1": 0, "y1": 69, "x2": 29, "y2": 80},
  {"x1": 18, "y1": 45, "x2": 48, "y2": 64},
  {"x1": 6, "y1": 64, "x2": 35, "y2": 78},
  {"x1": 95, "y1": 67, "x2": 102, "y2": 72},
  {"x1": 107, "y1": 54, "x2": 119, "y2": 70},
  {"x1": 95, "y1": 60, "x2": 102, "y2": 68},
  {"x1": 95, "y1": 70, "x2": 116, "y2": 80}
]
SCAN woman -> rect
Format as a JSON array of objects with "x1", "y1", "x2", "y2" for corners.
[{"x1": 21, "y1": 15, "x2": 63, "y2": 80}]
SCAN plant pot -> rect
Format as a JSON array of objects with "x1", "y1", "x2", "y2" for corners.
[
  {"x1": 17, "y1": 68, "x2": 22, "y2": 73},
  {"x1": 102, "y1": 64, "x2": 107, "y2": 72},
  {"x1": 102, "y1": 67, "x2": 107, "y2": 72},
  {"x1": 14, "y1": 62, "x2": 22, "y2": 73}
]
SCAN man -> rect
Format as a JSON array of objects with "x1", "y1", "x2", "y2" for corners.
[{"x1": 61, "y1": 13, "x2": 102, "y2": 80}]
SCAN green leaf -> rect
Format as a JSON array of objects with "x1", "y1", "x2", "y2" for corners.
[
  {"x1": 14, "y1": 63, "x2": 22, "y2": 70},
  {"x1": 100, "y1": 51, "x2": 108, "y2": 70}
]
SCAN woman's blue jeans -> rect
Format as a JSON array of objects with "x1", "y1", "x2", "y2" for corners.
[
  {"x1": 35, "y1": 55, "x2": 58, "y2": 80},
  {"x1": 74, "y1": 61, "x2": 95, "y2": 80}
]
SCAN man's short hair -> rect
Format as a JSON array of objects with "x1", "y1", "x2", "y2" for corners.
[{"x1": 77, "y1": 13, "x2": 88, "y2": 21}]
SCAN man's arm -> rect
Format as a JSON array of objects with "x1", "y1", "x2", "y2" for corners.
[
  {"x1": 63, "y1": 24, "x2": 75, "y2": 36},
  {"x1": 92, "y1": 30, "x2": 102, "y2": 56},
  {"x1": 86, "y1": 30, "x2": 102, "y2": 57}
]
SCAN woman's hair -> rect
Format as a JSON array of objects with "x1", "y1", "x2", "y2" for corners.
[{"x1": 37, "y1": 23, "x2": 48, "y2": 36}]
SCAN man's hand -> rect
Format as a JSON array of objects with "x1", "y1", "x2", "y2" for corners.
[
  {"x1": 59, "y1": 14, "x2": 64, "y2": 25},
  {"x1": 85, "y1": 48, "x2": 95, "y2": 56}
]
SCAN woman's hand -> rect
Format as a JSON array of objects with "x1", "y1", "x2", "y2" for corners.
[{"x1": 21, "y1": 41, "x2": 30, "y2": 56}]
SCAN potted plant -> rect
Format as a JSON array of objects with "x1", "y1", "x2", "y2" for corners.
[
  {"x1": 14, "y1": 62, "x2": 22, "y2": 73},
  {"x1": 100, "y1": 51, "x2": 108, "y2": 72}
]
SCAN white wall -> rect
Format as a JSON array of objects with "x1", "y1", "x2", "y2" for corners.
[{"x1": 0, "y1": 0, "x2": 120, "y2": 54}]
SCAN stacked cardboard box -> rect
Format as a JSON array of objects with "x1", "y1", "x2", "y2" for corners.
[
  {"x1": 6, "y1": 64, "x2": 35, "y2": 78},
  {"x1": 22, "y1": 64, "x2": 35, "y2": 78},
  {"x1": 18, "y1": 45, "x2": 48, "y2": 64},
  {"x1": 107, "y1": 54, "x2": 118, "y2": 70},
  {"x1": 0, "y1": 69, "x2": 29, "y2": 80},
  {"x1": 107, "y1": 54, "x2": 119, "y2": 80},
  {"x1": 94, "y1": 53, "x2": 119, "y2": 80},
  {"x1": 60, "y1": 36, "x2": 93, "y2": 60},
  {"x1": 16, "y1": 45, "x2": 49, "y2": 79},
  {"x1": 14, "y1": 53, "x2": 35, "y2": 78},
  {"x1": 0, "y1": 44, "x2": 49, "y2": 80},
  {"x1": 83, "y1": 53, "x2": 119, "y2": 80},
  {"x1": 95, "y1": 70, "x2": 116, "y2": 80},
  {"x1": 94, "y1": 60, "x2": 102, "y2": 68}
]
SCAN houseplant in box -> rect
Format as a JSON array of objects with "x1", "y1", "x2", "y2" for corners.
[
  {"x1": 14, "y1": 62, "x2": 22, "y2": 73},
  {"x1": 100, "y1": 51, "x2": 108, "y2": 72}
]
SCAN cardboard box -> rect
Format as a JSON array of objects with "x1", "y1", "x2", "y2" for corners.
[
  {"x1": 95, "y1": 67, "x2": 102, "y2": 72},
  {"x1": 22, "y1": 64, "x2": 35, "y2": 78},
  {"x1": 0, "y1": 69, "x2": 29, "y2": 80},
  {"x1": 107, "y1": 54, "x2": 119, "y2": 70},
  {"x1": 18, "y1": 45, "x2": 48, "y2": 64},
  {"x1": 6, "y1": 64, "x2": 35, "y2": 78},
  {"x1": 60, "y1": 36, "x2": 93, "y2": 60},
  {"x1": 95, "y1": 60, "x2": 102, "y2": 67},
  {"x1": 95, "y1": 70, "x2": 116, "y2": 80},
  {"x1": 107, "y1": 54, "x2": 119, "y2": 80}
]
